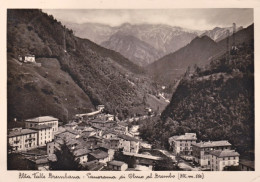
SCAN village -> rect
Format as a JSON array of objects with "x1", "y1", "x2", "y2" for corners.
[{"x1": 7, "y1": 104, "x2": 254, "y2": 171}]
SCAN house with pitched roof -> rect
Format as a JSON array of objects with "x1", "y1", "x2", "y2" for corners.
[
  {"x1": 168, "y1": 133, "x2": 197, "y2": 155},
  {"x1": 25, "y1": 116, "x2": 59, "y2": 133},
  {"x1": 192, "y1": 140, "x2": 232, "y2": 168},
  {"x1": 107, "y1": 160, "x2": 128, "y2": 171},
  {"x1": 239, "y1": 159, "x2": 254, "y2": 171},
  {"x1": 209, "y1": 149, "x2": 239, "y2": 171},
  {"x1": 8, "y1": 128, "x2": 38, "y2": 152},
  {"x1": 88, "y1": 149, "x2": 109, "y2": 163},
  {"x1": 73, "y1": 148, "x2": 91, "y2": 164}
]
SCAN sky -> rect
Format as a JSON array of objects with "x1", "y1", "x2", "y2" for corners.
[{"x1": 43, "y1": 9, "x2": 253, "y2": 30}]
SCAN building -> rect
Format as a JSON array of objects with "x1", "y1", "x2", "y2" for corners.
[
  {"x1": 96, "y1": 105, "x2": 105, "y2": 111},
  {"x1": 25, "y1": 116, "x2": 59, "y2": 134},
  {"x1": 116, "y1": 134, "x2": 140, "y2": 153},
  {"x1": 27, "y1": 156, "x2": 49, "y2": 170},
  {"x1": 107, "y1": 160, "x2": 128, "y2": 171},
  {"x1": 18, "y1": 54, "x2": 36, "y2": 63},
  {"x1": 29, "y1": 125, "x2": 53, "y2": 146},
  {"x1": 209, "y1": 150, "x2": 239, "y2": 171},
  {"x1": 239, "y1": 159, "x2": 255, "y2": 171},
  {"x1": 8, "y1": 128, "x2": 38, "y2": 152},
  {"x1": 88, "y1": 150, "x2": 109, "y2": 163},
  {"x1": 47, "y1": 139, "x2": 64, "y2": 155},
  {"x1": 73, "y1": 148, "x2": 91, "y2": 164},
  {"x1": 168, "y1": 133, "x2": 197, "y2": 155},
  {"x1": 192, "y1": 140, "x2": 232, "y2": 168}
]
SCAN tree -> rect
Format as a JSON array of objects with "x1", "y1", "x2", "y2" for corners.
[{"x1": 49, "y1": 142, "x2": 82, "y2": 170}]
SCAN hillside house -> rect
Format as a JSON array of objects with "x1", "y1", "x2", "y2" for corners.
[
  {"x1": 25, "y1": 116, "x2": 59, "y2": 134},
  {"x1": 168, "y1": 133, "x2": 197, "y2": 155},
  {"x1": 209, "y1": 150, "x2": 239, "y2": 171},
  {"x1": 192, "y1": 140, "x2": 232, "y2": 168},
  {"x1": 107, "y1": 160, "x2": 128, "y2": 171},
  {"x1": 8, "y1": 128, "x2": 38, "y2": 152},
  {"x1": 18, "y1": 54, "x2": 36, "y2": 63},
  {"x1": 96, "y1": 105, "x2": 105, "y2": 112}
]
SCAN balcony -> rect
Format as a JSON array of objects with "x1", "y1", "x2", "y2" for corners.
[
  {"x1": 25, "y1": 138, "x2": 36, "y2": 142},
  {"x1": 13, "y1": 140, "x2": 20, "y2": 144}
]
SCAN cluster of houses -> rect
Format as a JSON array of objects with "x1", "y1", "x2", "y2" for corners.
[
  {"x1": 168, "y1": 133, "x2": 254, "y2": 171},
  {"x1": 8, "y1": 105, "x2": 157, "y2": 171}
]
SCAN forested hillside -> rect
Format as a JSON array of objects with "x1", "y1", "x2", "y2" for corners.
[
  {"x1": 140, "y1": 40, "x2": 254, "y2": 158},
  {"x1": 7, "y1": 9, "x2": 156, "y2": 124}
]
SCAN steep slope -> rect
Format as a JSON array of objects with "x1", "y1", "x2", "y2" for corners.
[
  {"x1": 161, "y1": 41, "x2": 254, "y2": 157},
  {"x1": 101, "y1": 32, "x2": 163, "y2": 66},
  {"x1": 140, "y1": 40, "x2": 254, "y2": 158},
  {"x1": 7, "y1": 9, "x2": 155, "y2": 124},
  {"x1": 147, "y1": 36, "x2": 220, "y2": 85},
  {"x1": 8, "y1": 57, "x2": 94, "y2": 124},
  {"x1": 147, "y1": 24, "x2": 254, "y2": 86}
]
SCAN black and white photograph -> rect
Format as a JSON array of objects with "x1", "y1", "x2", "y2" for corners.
[{"x1": 6, "y1": 7, "x2": 255, "y2": 173}]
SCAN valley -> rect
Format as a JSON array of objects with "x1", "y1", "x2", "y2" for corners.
[{"x1": 7, "y1": 9, "x2": 254, "y2": 171}]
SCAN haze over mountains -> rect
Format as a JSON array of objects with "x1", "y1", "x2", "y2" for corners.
[
  {"x1": 64, "y1": 22, "x2": 241, "y2": 66},
  {"x1": 147, "y1": 24, "x2": 253, "y2": 86}
]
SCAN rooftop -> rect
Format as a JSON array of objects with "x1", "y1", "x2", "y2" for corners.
[
  {"x1": 108, "y1": 160, "x2": 127, "y2": 166},
  {"x1": 91, "y1": 119, "x2": 115, "y2": 124},
  {"x1": 26, "y1": 116, "x2": 58, "y2": 123},
  {"x1": 29, "y1": 124, "x2": 51, "y2": 130},
  {"x1": 8, "y1": 129, "x2": 37, "y2": 137},
  {"x1": 27, "y1": 156, "x2": 49, "y2": 165},
  {"x1": 83, "y1": 127, "x2": 95, "y2": 132},
  {"x1": 89, "y1": 150, "x2": 108, "y2": 159},
  {"x1": 74, "y1": 148, "x2": 91, "y2": 157},
  {"x1": 117, "y1": 133, "x2": 139, "y2": 142},
  {"x1": 169, "y1": 133, "x2": 197, "y2": 141},
  {"x1": 239, "y1": 159, "x2": 255, "y2": 169},
  {"x1": 192, "y1": 140, "x2": 232, "y2": 148},
  {"x1": 209, "y1": 150, "x2": 240, "y2": 158},
  {"x1": 82, "y1": 160, "x2": 105, "y2": 171}
]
